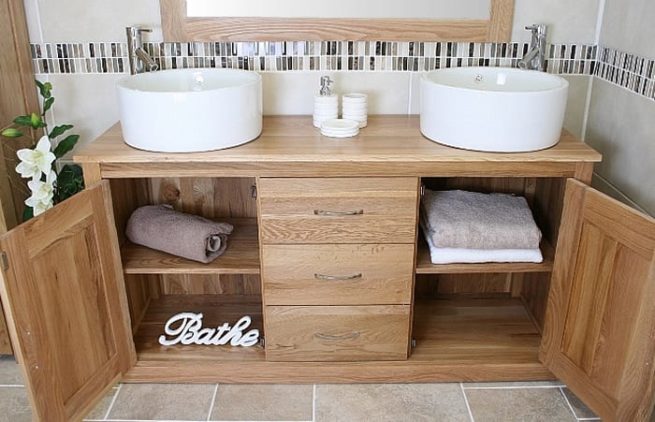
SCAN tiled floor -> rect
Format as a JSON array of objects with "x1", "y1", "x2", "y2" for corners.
[{"x1": 0, "y1": 355, "x2": 600, "y2": 421}]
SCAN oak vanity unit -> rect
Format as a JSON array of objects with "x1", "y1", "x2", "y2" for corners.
[{"x1": 0, "y1": 116, "x2": 654, "y2": 421}]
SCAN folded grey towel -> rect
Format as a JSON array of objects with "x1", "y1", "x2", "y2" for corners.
[
  {"x1": 126, "y1": 205, "x2": 234, "y2": 264},
  {"x1": 422, "y1": 190, "x2": 542, "y2": 250}
]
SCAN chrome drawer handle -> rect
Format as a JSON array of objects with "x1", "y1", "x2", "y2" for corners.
[
  {"x1": 314, "y1": 209, "x2": 364, "y2": 216},
  {"x1": 314, "y1": 273, "x2": 363, "y2": 281},
  {"x1": 314, "y1": 332, "x2": 360, "y2": 341}
]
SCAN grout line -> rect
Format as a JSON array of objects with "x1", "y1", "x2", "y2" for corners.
[
  {"x1": 460, "y1": 383, "x2": 475, "y2": 422},
  {"x1": 407, "y1": 73, "x2": 414, "y2": 115},
  {"x1": 312, "y1": 384, "x2": 317, "y2": 422},
  {"x1": 0, "y1": 384, "x2": 25, "y2": 387},
  {"x1": 462, "y1": 385, "x2": 564, "y2": 390},
  {"x1": 577, "y1": 418, "x2": 601, "y2": 421},
  {"x1": 206, "y1": 384, "x2": 219, "y2": 421},
  {"x1": 581, "y1": 74, "x2": 594, "y2": 141},
  {"x1": 594, "y1": 0, "x2": 607, "y2": 45},
  {"x1": 102, "y1": 384, "x2": 122, "y2": 420},
  {"x1": 559, "y1": 386, "x2": 581, "y2": 420}
]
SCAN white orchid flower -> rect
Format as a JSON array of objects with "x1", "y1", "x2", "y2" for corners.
[
  {"x1": 15, "y1": 136, "x2": 56, "y2": 179},
  {"x1": 26, "y1": 197, "x2": 53, "y2": 216},
  {"x1": 27, "y1": 170, "x2": 56, "y2": 202}
]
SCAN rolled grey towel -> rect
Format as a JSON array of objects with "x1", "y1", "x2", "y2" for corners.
[
  {"x1": 126, "y1": 205, "x2": 234, "y2": 264},
  {"x1": 422, "y1": 190, "x2": 542, "y2": 250}
]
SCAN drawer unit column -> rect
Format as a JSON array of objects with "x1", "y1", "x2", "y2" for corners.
[{"x1": 258, "y1": 177, "x2": 420, "y2": 362}]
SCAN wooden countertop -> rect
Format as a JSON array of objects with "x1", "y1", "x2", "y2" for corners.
[{"x1": 74, "y1": 116, "x2": 602, "y2": 179}]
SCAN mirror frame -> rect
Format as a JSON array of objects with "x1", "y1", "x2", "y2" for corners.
[{"x1": 161, "y1": 0, "x2": 514, "y2": 42}]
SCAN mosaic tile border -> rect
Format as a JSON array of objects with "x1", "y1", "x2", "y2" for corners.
[
  {"x1": 30, "y1": 41, "x2": 596, "y2": 76},
  {"x1": 595, "y1": 46, "x2": 655, "y2": 101}
]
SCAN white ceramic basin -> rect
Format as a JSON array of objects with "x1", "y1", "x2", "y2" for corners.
[
  {"x1": 117, "y1": 69, "x2": 262, "y2": 152},
  {"x1": 420, "y1": 67, "x2": 569, "y2": 152}
]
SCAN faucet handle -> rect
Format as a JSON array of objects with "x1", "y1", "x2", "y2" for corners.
[
  {"x1": 137, "y1": 28, "x2": 153, "y2": 34},
  {"x1": 525, "y1": 24, "x2": 547, "y2": 36}
]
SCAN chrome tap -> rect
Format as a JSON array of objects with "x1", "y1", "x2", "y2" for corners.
[
  {"x1": 518, "y1": 24, "x2": 548, "y2": 72},
  {"x1": 126, "y1": 26, "x2": 159, "y2": 75}
]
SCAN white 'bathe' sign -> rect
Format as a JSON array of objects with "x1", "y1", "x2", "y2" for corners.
[{"x1": 159, "y1": 313, "x2": 260, "y2": 347}]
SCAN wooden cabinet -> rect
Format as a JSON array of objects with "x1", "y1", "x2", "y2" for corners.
[{"x1": 0, "y1": 117, "x2": 654, "y2": 421}]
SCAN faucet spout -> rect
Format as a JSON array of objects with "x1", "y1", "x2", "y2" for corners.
[
  {"x1": 135, "y1": 48, "x2": 159, "y2": 72},
  {"x1": 519, "y1": 24, "x2": 548, "y2": 72},
  {"x1": 126, "y1": 26, "x2": 159, "y2": 75}
]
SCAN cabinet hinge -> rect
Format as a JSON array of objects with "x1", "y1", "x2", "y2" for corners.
[
  {"x1": 251, "y1": 185, "x2": 258, "y2": 199},
  {"x1": 259, "y1": 337, "x2": 265, "y2": 348},
  {"x1": 420, "y1": 185, "x2": 425, "y2": 197},
  {"x1": 0, "y1": 252, "x2": 8, "y2": 272}
]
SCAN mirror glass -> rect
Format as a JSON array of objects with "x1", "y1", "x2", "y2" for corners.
[{"x1": 187, "y1": 0, "x2": 490, "y2": 19}]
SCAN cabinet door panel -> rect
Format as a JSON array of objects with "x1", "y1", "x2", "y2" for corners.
[
  {"x1": 540, "y1": 179, "x2": 655, "y2": 422},
  {"x1": 0, "y1": 182, "x2": 135, "y2": 421}
]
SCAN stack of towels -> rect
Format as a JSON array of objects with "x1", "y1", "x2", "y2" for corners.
[
  {"x1": 421, "y1": 190, "x2": 543, "y2": 264},
  {"x1": 126, "y1": 204, "x2": 234, "y2": 264}
]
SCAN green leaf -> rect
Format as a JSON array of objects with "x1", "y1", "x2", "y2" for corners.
[
  {"x1": 1, "y1": 128, "x2": 23, "y2": 138},
  {"x1": 44, "y1": 97, "x2": 55, "y2": 113},
  {"x1": 22, "y1": 206, "x2": 34, "y2": 222},
  {"x1": 55, "y1": 164, "x2": 85, "y2": 202},
  {"x1": 49, "y1": 124, "x2": 73, "y2": 139},
  {"x1": 29, "y1": 113, "x2": 45, "y2": 129},
  {"x1": 35, "y1": 79, "x2": 52, "y2": 99},
  {"x1": 53, "y1": 134, "x2": 80, "y2": 158},
  {"x1": 13, "y1": 115, "x2": 32, "y2": 126}
]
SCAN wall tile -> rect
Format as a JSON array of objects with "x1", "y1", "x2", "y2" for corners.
[
  {"x1": 586, "y1": 78, "x2": 655, "y2": 215},
  {"x1": 46, "y1": 74, "x2": 125, "y2": 148},
  {"x1": 600, "y1": 0, "x2": 655, "y2": 58},
  {"x1": 561, "y1": 75, "x2": 592, "y2": 139},
  {"x1": 263, "y1": 71, "x2": 410, "y2": 115},
  {"x1": 512, "y1": 0, "x2": 601, "y2": 44},
  {"x1": 35, "y1": 0, "x2": 162, "y2": 42}
]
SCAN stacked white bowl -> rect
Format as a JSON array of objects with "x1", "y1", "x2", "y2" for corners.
[
  {"x1": 320, "y1": 118, "x2": 360, "y2": 138},
  {"x1": 313, "y1": 94, "x2": 339, "y2": 128},
  {"x1": 342, "y1": 93, "x2": 368, "y2": 128}
]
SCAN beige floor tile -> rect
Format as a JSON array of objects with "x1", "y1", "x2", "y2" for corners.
[
  {"x1": 316, "y1": 384, "x2": 469, "y2": 422},
  {"x1": 561, "y1": 387, "x2": 599, "y2": 419},
  {"x1": 210, "y1": 384, "x2": 313, "y2": 421},
  {"x1": 0, "y1": 356, "x2": 25, "y2": 385},
  {"x1": 0, "y1": 387, "x2": 32, "y2": 422},
  {"x1": 84, "y1": 386, "x2": 119, "y2": 420},
  {"x1": 465, "y1": 387, "x2": 577, "y2": 422},
  {"x1": 107, "y1": 383, "x2": 215, "y2": 421}
]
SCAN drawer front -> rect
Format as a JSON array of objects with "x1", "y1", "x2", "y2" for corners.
[
  {"x1": 265, "y1": 305, "x2": 411, "y2": 362},
  {"x1": 258, "y1": 178, "x2": 418, "y2": 244},
  {"x1": 262, "y1": 244, "x2": 414, "y2": 305}
]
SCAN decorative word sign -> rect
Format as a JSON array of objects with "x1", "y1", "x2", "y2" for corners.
[{"x1": 159, "y1": 313, "x2": 260, "y2": 347}]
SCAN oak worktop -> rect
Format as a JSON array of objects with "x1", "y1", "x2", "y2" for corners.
[{"x1": 74, "y1": 116, "x2": 602, "y2": 178}]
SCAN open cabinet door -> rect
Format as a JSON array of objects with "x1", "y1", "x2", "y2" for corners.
[
  {"x1": 540, "y1": 179, "x2": 655, "y2": 422},
  {"x1": 0, "y1": 182, "x2": 136, "y2": 421}
]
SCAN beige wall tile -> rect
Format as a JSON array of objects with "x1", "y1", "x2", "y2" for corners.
[
  {"x1": 46, "y1": 74, "x2": 124, "y2": 151},
  {"x1": 600, "y1": 0, "x2": 655, "y2": 57},
  {"x1": 465, "y1": 388, "x2": 576, "y2": 421},
  {"x1": 263, "y1": 72, "x2": 410, "y2": 116},
  {"x1": 512, "y1": 0, "x2": 602, "y2": 44},
  {"x1": 34, "y1": 0, "x2": 162, "y2": 42},
  {"x1": 315, "y1": 384, "x2": 470, "y2": 421},
  {"x1": 561, "y1": 75, "x2": 591, "y2": 139},
  {"x1": 107, "y1": 383, "x2": 215, "y2": 420},
  {"x1": 586, "y1": 78, "x2": 655, "y2": 216},
  {"x1": 0, "y1": 388, "x2": 32, "y2": 422},
  {"x1": 210, "y1": 384, "x2": 313, "y2": 421}
]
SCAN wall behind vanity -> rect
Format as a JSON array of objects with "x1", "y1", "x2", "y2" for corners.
[{"x1": 21, "y1": 0, "x2": 654, "y2": 215}]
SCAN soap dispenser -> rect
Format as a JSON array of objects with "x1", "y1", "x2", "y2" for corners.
[{"x1": 313, "y1": 76, "x2": 338, "y2": 128}]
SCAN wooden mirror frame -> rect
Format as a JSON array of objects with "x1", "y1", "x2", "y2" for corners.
[{"x1": 161, "y1": 0, "x2": 514, "y2": 42}]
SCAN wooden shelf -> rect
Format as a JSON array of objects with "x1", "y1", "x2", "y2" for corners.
[
  {"x1": 410, "y1": 297, "x2": 543, "y2": 365},
  {"x1": 415, "y1": 236, "x2": 555, "y2": 274},
  {"x1": 134, "y1": 294, "x2": 265, "y2": 362},
  {"x1": 122, "y1": 218, "x2": 260, "y2": 275},
  {"x1": 126, "y1": 295, "x2": 551, "y2": 383}
]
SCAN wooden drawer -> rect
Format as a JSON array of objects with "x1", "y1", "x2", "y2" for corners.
[
  {"x1": 262, "y1": 244, "x2": 414, "y2": 305},
  {"x1": 258, "y1": 177, "x2": 418, "y2": 244},
  {"x1": 265, "y1": 305, "x2": 411, "y2": 361}
]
